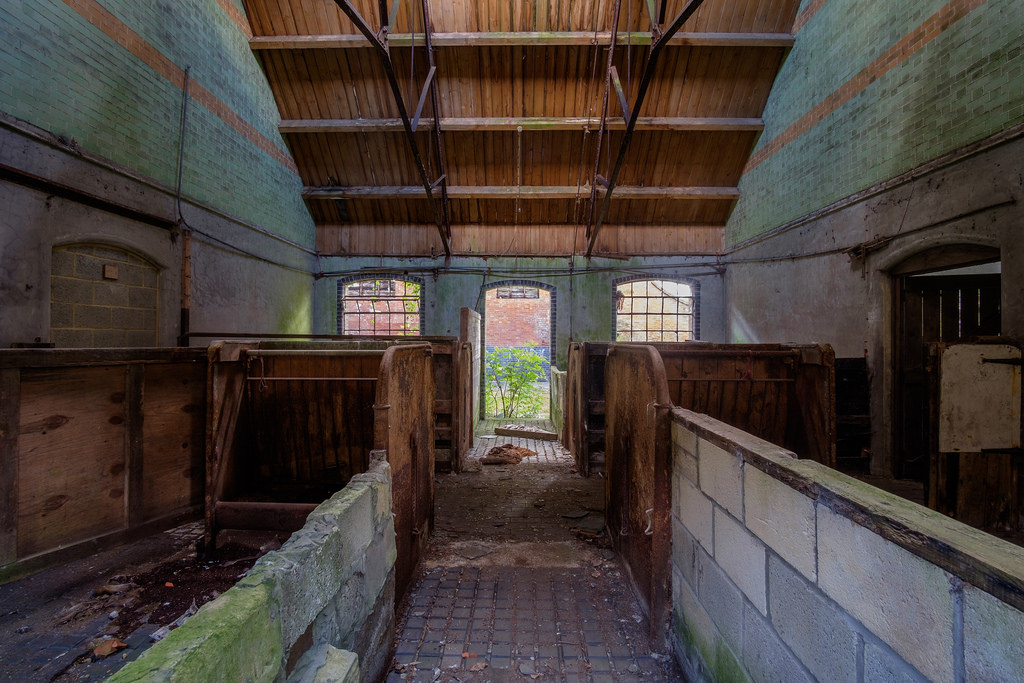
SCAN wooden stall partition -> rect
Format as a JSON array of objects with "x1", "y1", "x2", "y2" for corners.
[
  {"x1": 454, "y1": 342, "x2": 475, "y2": 470},
  {"x1": 656, "y1": 343, "x2": 836, "y2": 467},
  {"x1": 562, "y1": 342, "x2": 609, "y2": 476},
  {"x1": 460, "y1": 308, "x2": 482, "y2": 437},
  {"x1": 374, "y1": 344, "x2": 435, "y2": 597},
  {"x1": 1, "y1": 349, "x2": 206, "y2": 583},
  {"x1": 566, "y1": 342, "x2": 836, "y2": 474},
  {"x1": 205, "y1": 342, "x2": 385, "y2": 549},
  {"x1": 604, "y1": 344, "x2": 673, "y2": 643},
  {"x1": 563, "y1": 343, "x2": 585, "y2": 473}
]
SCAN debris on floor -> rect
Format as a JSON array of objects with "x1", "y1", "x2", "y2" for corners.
[
  {"x1": 0, "y1": 522, "x2": 281, "y2": 682},
  {"x1": 494, "y1": 423, "x2": 559, "y2": 441},
  {"x1": 480, "y1": 443, "x2": 536, "y2": 465}
]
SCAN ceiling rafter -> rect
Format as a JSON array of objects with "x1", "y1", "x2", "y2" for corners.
[
  {"x1": 303, "y1": 185, "x2": 740, "y2": 200},
  {"x1": 249, "y1": 31, "x2": 794, "y2": 49},
  {"x1": 279, "y1": 117, "x2": 764, "y2": 133},
  {"x1": 586, "y1": 0, "x2": 708, "y2": 257},
  {"x1": 330, "y1": 0, "x2": 451, "y2": 257}
]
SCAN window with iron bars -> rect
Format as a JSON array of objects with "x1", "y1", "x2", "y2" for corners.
[
  {"x1": 338, "y1": 278, "x2": 421, "y2": 336},
  {"x1": 614, "y1": 279, "x2": 697, "y2": 342},
  {"x1": 496, "y1": 285, "x2": 540, "y2": 299}
]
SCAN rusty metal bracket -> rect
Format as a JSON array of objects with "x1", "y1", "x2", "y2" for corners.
[
  {"x1": 586, "y1": 0, "x2": 707, "y2": 257},
  {"x1": 332, "y1": 0, "x2": 451, "y2": 258}
]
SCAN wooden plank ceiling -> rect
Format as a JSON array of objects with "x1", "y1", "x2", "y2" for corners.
[{"x1": 243, "y1": 0, "x2": 800, "y2": 257}]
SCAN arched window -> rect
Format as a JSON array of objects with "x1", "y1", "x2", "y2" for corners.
[
  {"x1": 614, "y1": 278, "x2": 698, "y2": 342},
  {"x1": 337, "y1": 276, "x2": 423, "y2": 335}
]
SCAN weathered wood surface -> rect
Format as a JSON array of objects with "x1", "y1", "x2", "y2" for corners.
[
  {"x1": 929, "y1": 342, "x2": 1024, "y2": 533},
  {"x1": 460, "y1": 307, "x2": 482, "y2": 438},
  {"x1": 374, "y1": 344, "x2": 435, "y2": 597},
  {"x1": 0, "y1": 349, "x2": 206, "y2": 580},
  {"x1": 604, "y1": 344, "x2": 673, "y2": 641},
  {"x1": 205, "y1": 342, "x2": 386, "y2": 548},
  {"x1": 563, "y1": 342, "x2": 836, "y2": 474}
]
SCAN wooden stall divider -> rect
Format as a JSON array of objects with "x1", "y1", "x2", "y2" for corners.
[
  {"x1": 563, "y1": 342, "x2": 836, "y2": 475},
  {"x1": 604, "y1": 344, "x2": 674, "y2": 644},
  {"x1": 374, "y1": 344, "x2": 435, "y2": 596},
  {"x1": 1, "y1": 348, "x2": 207, "y2": 583},
  {"x1": 205, "y1": 343, "x2": 386, "y2": 551}
]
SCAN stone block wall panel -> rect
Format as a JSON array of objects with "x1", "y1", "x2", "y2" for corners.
[{"x1": 670, "y1": 407, "x2": 1024, "y2": 683}]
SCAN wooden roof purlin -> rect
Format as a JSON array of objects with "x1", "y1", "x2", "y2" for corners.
[
  {"x1": 586, "y1": 0, "x2": 709, "y2": 257},
  {"x1": 243, "y1": 0, "x2": 802, "y2": 257},
  {"x1": 327, "y1": 0, "x2": 452, "y2": 257}
]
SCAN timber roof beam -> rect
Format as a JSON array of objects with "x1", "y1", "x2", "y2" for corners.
[
  {"x1": 279, "y1": 117, "x2": 764, "y2": 133},
  {"x1": 249, "y1": 31, "x2": 794, "y2": 50},
  {"x1": 303, "y1": 185, "x2": 740, "y2": 200}
]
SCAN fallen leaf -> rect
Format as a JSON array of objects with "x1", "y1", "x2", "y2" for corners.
[
  {"x1": 531, "y1": 675, "x2": 543, "y2": 679},
  {"x1": 591, "y1": 571, "x2": 601, "y2": 578},
  {"x1": 164, "y1": 582, "x2": 174, "y2": 588},
  {"x1": 470, "y1": 662, "x2": 488, "y2": 672},
  {"x1": 92, "y1": 640, "x2": 127, "y2": 658},
  {"x1": 461, "y1": 652, "x2": 477, "y2": 658}
]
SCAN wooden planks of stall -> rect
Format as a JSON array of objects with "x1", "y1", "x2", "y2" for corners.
[
  {"x1": 1, "y1": 349, "x2": 206, "y2": 582},
  {"x1": 603, "y1": 345, "x2": 674, "y2": 643},
  {"x1": 205, "y1": 342, "x2": 384, "y2": 549},
  {"x1": 374, "y1": 345, "x2": 435, "y2": 594},
  {"x1": 564, "y1": 342, "x2": 836, "y2": 475},
  {"x1": 204, "y1": 341, "x2": 436, "y2": 596}
]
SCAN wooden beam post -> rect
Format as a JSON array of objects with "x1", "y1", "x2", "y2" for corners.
[
  {"x1": 0, "y1": 369, "x2": 20, "y2": 565},
  {"x1": 586, "y1": 0, "x2": 708, "y2": 257},
  {"x1": 331, "y1": 0, "x2": 451, "y2": 257},
  {"x1": 125, "y1": 365, "x2": 145, "y2": 528}
]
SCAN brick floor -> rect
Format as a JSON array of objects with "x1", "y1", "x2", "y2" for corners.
[{"x1": 389, "y1": 437, "x2": 684, "y2": 682}]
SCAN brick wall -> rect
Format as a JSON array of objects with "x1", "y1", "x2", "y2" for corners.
[
  {"x1": 484, "y1": 288, "x2": 551, "y2": 348},
  {"x1": 0, "y1": 0, "x2": 313, "y2": 245},
  {"x1": 50, "y1": 244, "x2": 159, "y2": 347},
  {"x1": 671, "y1": 408, "x2": 1024, "y2": 682},
  {"x1": 727, "y1": 0, "x2": 1024, "y2": 244}
]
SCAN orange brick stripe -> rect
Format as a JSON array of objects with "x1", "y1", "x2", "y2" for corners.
[
  {"x1": 792, "y1": 0, "x2": 826, "y2": 34},
  {"x1": 744, "y1": 0, "x2": 988, "y2": 176},
  {"x1": 61, "y1": 0, "x2": 296, "y2": 174},
  {"x1": 216, "y1": 0, "x2": 253, "y2": 38}
]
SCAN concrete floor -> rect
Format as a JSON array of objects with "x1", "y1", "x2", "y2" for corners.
[{"x1": 388, "y1": 434, "x2": 684, "y2": 682}]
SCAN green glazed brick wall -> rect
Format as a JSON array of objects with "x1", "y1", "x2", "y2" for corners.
[
  {"x1": 0, "y1": 1, "x2": 314, "y2": 246},
  {"x1": 726, "y1": 0, "x2": 1024, "y2": 246}
]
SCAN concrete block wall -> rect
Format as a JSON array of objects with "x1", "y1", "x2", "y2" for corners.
[
  {"x1": 108, "y1": 458, "x2": 397, "y2": 683},
  {"x1": 670, "y1": 408, "x2": 1024, "y2": 683}
]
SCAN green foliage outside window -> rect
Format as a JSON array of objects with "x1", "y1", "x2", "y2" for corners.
[{"x1": 484, "y1": 348, "x2": 547, "y2": 418}]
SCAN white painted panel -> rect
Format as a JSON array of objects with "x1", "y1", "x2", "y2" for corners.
[{"x1": 939, "y1": 344, "x2": 1021, "y2": 452}]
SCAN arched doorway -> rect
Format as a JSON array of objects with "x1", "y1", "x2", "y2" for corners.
[{"x1": 481, "y1": 281, "x2": 555, "y2": 420}]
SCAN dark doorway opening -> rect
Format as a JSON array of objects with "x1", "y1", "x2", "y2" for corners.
[{"x1": 894, "y1": 252, "x2": 1001, "y2": 481}]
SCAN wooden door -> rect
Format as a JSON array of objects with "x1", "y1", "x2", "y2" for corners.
[{"x1": 896, "y1": 272, "x2": 1000, "y2": 479}]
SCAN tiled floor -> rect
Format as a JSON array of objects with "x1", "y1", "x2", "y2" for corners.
[{"x1": 388, "y1": 435, "x2": 684, "y2": 682}]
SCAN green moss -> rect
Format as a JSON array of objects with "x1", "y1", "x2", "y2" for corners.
[{"x1": 108, "y1": 583, "x2": 283, "y2": 682}]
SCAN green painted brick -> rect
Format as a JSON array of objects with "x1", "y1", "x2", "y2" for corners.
[
  {"x1": 0, "y1": 0, "x2": 314, "y2": 247},
  {"x1": 727, "y1": 0, "x2": 1023, "y2": 245}
]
